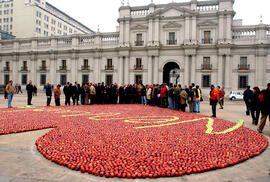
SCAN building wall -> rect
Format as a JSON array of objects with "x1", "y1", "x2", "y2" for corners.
[
  {"x1": 0, "y1": 0, "x2": 269, "y2": 94},
  {"x1": 0, "y1": 0, "x2": 93, "y2": 38}
]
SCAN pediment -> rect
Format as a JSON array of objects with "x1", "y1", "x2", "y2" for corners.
[
  {"x1": 198, "y1": 20, "x2": 218, "y2": 26},
  {"x1": 149, "y1": 4, "x2": 196, "y2": 18},
  {"x1": 130, "y1": 24, "x2": 148, "y2": 30},
  {"x1": 163, "y1": 21, "x2": 182, "y2": 28}
]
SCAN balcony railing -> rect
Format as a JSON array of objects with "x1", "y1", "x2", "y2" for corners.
[
  {"x1": 39, "y1": 66, "x2": 47, "y2": 71},
  {"x1": 59, "y1": 66, "x2": 67, "y2": 71},
  {"x1": 3, "y1": 67, "x2": 10, "y2": 71},
  {"x1": 21, "y1": 66, "x2": 28, "y2": 71},
  {"x1": 201, "y1": 38, "x2": 213, "y2": 44},
  {"x1": 134, "y1": 40, "x2": 144, "y2": 46},
  {"x1": 167, "y1": 40, "x2": 177, "y2": 45},
  {"x1": 134, "y1": 65, "x2": 143, "y2": 70},
  {"x1": 105, "y1": 65, "x2": 114, "y2": 71},
  {"x1": 238, "y1": 64, "x2": 250, "y2": 70},
  {"x1": 81, "y1": 65, "x2": 90, "y2": 70},
  {"x1": 201, "y1": 64, "x2": 212, "y2": 70}
]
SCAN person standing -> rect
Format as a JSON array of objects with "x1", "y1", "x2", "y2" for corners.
[
  {"x1": 5, "y1": 80, "x2": 15, "y2": 108},
  {"x1": 90, "y1": 83, "x2": 96, "y2": 105},
  {"x1": 119, "y1": 85, "x2": 125, "y2": 104},
  {"x1": 80, "y1": 84, "x2": 86, "y2": 105},
  {"x1": 63, "y1": 82, "x2": 71, "y2": 106},
  {"x1": 174, "y1": 84, "x2": 181, "y2": 110},
  {"x1": 243, "y1": 86, "x2": 253, "y2": 115},
  {"x1": 180, "y1": 88, "x2": 188, "y2": 112},
  {"x1": 141, "y1": 85, "x2": 147, "y2": 105},
  {"x1": 210, "y1": 85, "x2": 219, "y2": 118},
  {"x1": 160, "y1": 84, "x2": 167, "y2": 108},
  {"x1": 146, "y1": 85, "x2": 152, "y2": 105},
  {"x1": 257, "y1": 83, "x2": 270, "y2": 133},
  {"x1": 168, "y1": 83, "x2": 175, "y2": 110},
  {"x1": 54, "y1": 85, "x2": 61, "y2": 106},
  {"x1": 250, "y1": 87, "x2": 261, "y2": 125},
  {"x1": 188, "y1": 86, "x2": 194, "y2": 113},
  {"x1": 217, "y1": 86, "x2": 224, "y2": 109},
  {"x1": 26, "y1": 80, "x2": 34, "y2": 105},
  {"x1": 45, "y1": 83, "x2": 52, "y2": 106},
  {"x1": 193, "y1": 85, "x2": 201, "y2": 113}
]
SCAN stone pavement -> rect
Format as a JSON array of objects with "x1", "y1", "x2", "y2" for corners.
[{"x1": 0, "y1": 93, "x2": 269, "y2": 182}]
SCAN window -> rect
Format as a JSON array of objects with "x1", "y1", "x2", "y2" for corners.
[
  {"x1": 44, "y1": 23, "x2": 49, "y2": 29},
  {"x1": 23, "y1": 61, "x2": 27, "y2": 69},
  {"x1": 41, "y1": 60, "x2": 46, "y2": 69},
  {"x1": 106, "y1": 75, "x2": 113, "y2": 86},
  {"x1": 10, "y1": 9, "x2": 13, "y2": 14},
  {"x1": 135, "y1": 58, "x2": 142, "y2": 70},
  {"x1": 21, "y1": 74, "x2": 27, "y2": 85},
  {"x1": 40, "y1": 74, "x2": 46, "y2": 85},
  {"x1": 168, "y1": 32, "x2": 176, "y2": 45},
  {"x1": 44, "y1": 15, "x2": 49, "y2": 22},
  {"x1": 64, "y1": 25, "x2": 67, "y2": 30},
  {"x1": 202, "y1": 75, "x2": 211, "y2": 87},
  {"x1": 60, "y1": 75, "x2": 67, "y2": 85},
  {"x1": 202, "y1": 57, "x2": 211, "y2": 69},
  {"x1": 4, "y1": 74, "x2": 10, "y2": 84},
  {"x1": 203, "y1": 31, "x2": 211, "y2": 44},
  {"x1": 83, "y1": 59, "x2": 88, "y2": 67},
  {"x1": 62, "y1": 60, "x2": 66, "y2": 69},
  {"x1": 239, "y1": 57, "x2": 249, "y2": 70},
  {"x1": 135, "y1": 33, "x2": 143, "y2": 46},
  {"x1": 36, "y1": 27, "x2": 41, "y2": 33},
  {"x1": 36, "y1": 11, "x2": 41, "y2": 18},
  {"x1": 0, "y1": 11, "x2": 2, "y2": 15},
  {"x1": 69, "y1": 28, "x2": 73, "y2": 33},
  {"x1": 0, "y1": 19, "x2": 1, "y2": 23},
  {"x1": 82, "y1": 75, "x2": 89, "y2": 84},
  {"x1": 58, "y1": 22, "x2": 62, "y2": 28},
  {"x1": 10, "y1": 17, "x2": 13, "y2": 22},
  {"x1": 57, "y1": 30, "x2": 62, "y2": 34},
  {"x1": 10, "y1": 24, "x2": 12, "y2": 30},
  {"x1": 107, "y1": 59, "x2": 112, "y2": 67},
  {"x1": 51, "y1": 19, "x2": 56, "y2": 25},
  {"x1": 44, "y1": 31, "x2": 48, "y2": 36},
  {"x1": 51, "y1": 27, "x2": 55, "y2": 32},
  {"x1": 135, "y1": 75, "x2": 142, "y2": 84},
  {"x1": 239, "y1": 76, "x2": 248, "y2": 89}
]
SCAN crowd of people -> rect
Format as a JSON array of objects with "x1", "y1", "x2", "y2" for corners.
[{"x1": 3, "y1": 80, "x2": 270, "y2": 134}]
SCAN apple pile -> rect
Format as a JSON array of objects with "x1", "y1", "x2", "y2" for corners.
[{"x1": 0, "y1": 105, "x2": 268, "y2": 178}]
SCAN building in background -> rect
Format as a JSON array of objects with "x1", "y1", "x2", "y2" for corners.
[
  {"x1": 0, "y1": 0, "x2": 94, "y2": 38},
  {"x1": 0, "y1": 0, "x2": 269, "y2": 93}
]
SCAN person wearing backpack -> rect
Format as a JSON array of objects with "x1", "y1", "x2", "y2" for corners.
[{"x1": 188, "y1": 85, "x2": 195, "y2": 113}]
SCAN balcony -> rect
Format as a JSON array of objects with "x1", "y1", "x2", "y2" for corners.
[
  {"x1": 167, "y1": 40, "x2": 177, "y2": 45},
  {"x1": 105, "y1": 65, "x2": 114, "y2": 71},
  {"x1": 21, "y1": 66, "x2": 28, "y2": 72},
  {"x1": 81, "y1": 65, "x2": 90, "y2": 71},
  {"x1": 39, "y1": 66, "x2": 47, "y2": 72},
  {"x1": 201, "y1": 38, "x2": 213, "y2": 44},
  {"x1": 134, "y1": 40, "x2": 144, "y2": 46},
  {"x1": 3, "y1": 67, "x2": 11, "y2": 72},
  {"x1": 134, "y1": 65, "x2": 143, "y2": 71},
  {"x1": 201, "y1": 64, "x2": 212, "y2": 70},
  {"x1": 238, "y1": 64, "x2": 250, "y2": 71}
]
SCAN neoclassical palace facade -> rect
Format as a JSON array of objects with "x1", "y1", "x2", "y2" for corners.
[{"x1": 0, "y1": 0, "x2": 270, "y2": 93}]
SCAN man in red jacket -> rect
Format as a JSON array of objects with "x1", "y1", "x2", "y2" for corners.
[
  {"x1": 160, "y1": 84, "x2": 167, "y2": 108},
  {"x1": 210, "y1": 85, "x2": 219, "y2": 118}
]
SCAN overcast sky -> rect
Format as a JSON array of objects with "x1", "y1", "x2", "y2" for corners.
[{"x1": 47, "y1": 0, "x2": 270, "y2": 32}]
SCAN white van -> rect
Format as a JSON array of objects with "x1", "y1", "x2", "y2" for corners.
[{"x1": 229, "y1": 91, "x2": 244, "y2": 100}]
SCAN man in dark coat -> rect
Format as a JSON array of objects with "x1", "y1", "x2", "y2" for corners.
[
  {"x1": 45, "y1": 83, "x2": 52, "y2": 106},
  {"x1": 257, "y1": 83, "x2": 270, "y2": 133},
  {"x1": 26, "y1": 80, "x2": 34, "y2": 105},
  {"x1": 63, "y1": 82, "x2": 72, "y2": 106},
  {"x1": 243, "y1": 86, "x2": 253, "y2": 115}
]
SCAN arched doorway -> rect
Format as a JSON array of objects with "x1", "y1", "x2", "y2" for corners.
[{"x1": 163, "y1": 62, "x2": 180, "y2": 85}]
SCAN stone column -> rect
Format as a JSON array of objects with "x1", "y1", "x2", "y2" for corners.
[
  {"x1": 124, "y1": 56, "x2": 130, "y2": 84},
  {"x1": 190, "y1": 55, "x2": 196, "y2": 84},
  {"x1": 153, "y1": 56, "x2": 159, "y2": 84},
  {"x1": 218, "y1": 15, "x2": 224, "y2": 40},
  {"x1": 225, "y1": 55, "x2": 232, "y2": 89},
  {"x1": 184, "y1": 55, "x2": 189, "y2": 86},
  {"x1": 30, "y1": 54, "x2": 37, "y2": 84},
  {"x1": 226, "y1": 14, "x2": 232, "y2": 41},
  {"x1": 185, "y1": 16, "x2": 190, "y2": 40},
  {"x1": 50, "y1": 53, "x2": 57, "y2": 85},
  {"x1": 191, "y1": 16, "x2": 197, "y2": 41},
  {"x1": 147, "y1": 56, "x2": 153, "y2": 84},
  {"x1": 125, "y1": 20, "x2": 130, "y2": 45},
  {"x1": 93, "y1": 53, "x2": 100, "y2": 83},
  {"x1": 118, "y1": 56, "x2": 124, "y2": 85},
  {"x1": 154, "y1": 19, "x2": 160, "y2": 43},
  {"x1": 217, "y1": 55, "x2": 224, "y2": 87},
  {"x1": 148, "y1": 19, "x2": 153, "y2": 44},
  {"x1": 119, "y1": 21, "x2": 124, "y2": 45},
  {"x1": 12, "y1": 55, "x2": 19, "y2": 84},
  {"x1": 256, "y1": 55, "x2": 265, "y2": 88},
  {"x1": 70, "y1": 53, "x2": 77, "y2": 83}
]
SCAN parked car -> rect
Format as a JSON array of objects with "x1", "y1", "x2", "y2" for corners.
[{"x1": 229, "y1": 91, "x2": 244, "y2": 100}]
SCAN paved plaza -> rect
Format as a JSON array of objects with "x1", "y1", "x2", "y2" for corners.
[{"x1": 0, "y1": 92, "x2": 269, "y2": 182}]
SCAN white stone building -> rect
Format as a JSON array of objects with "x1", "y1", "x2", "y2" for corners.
[
  {"x1": 0, "y1": 0, "x2": 270, "y2": 94},
  {"x1": 0, "y1": 0, "x2": 94, "y2": 38}
]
